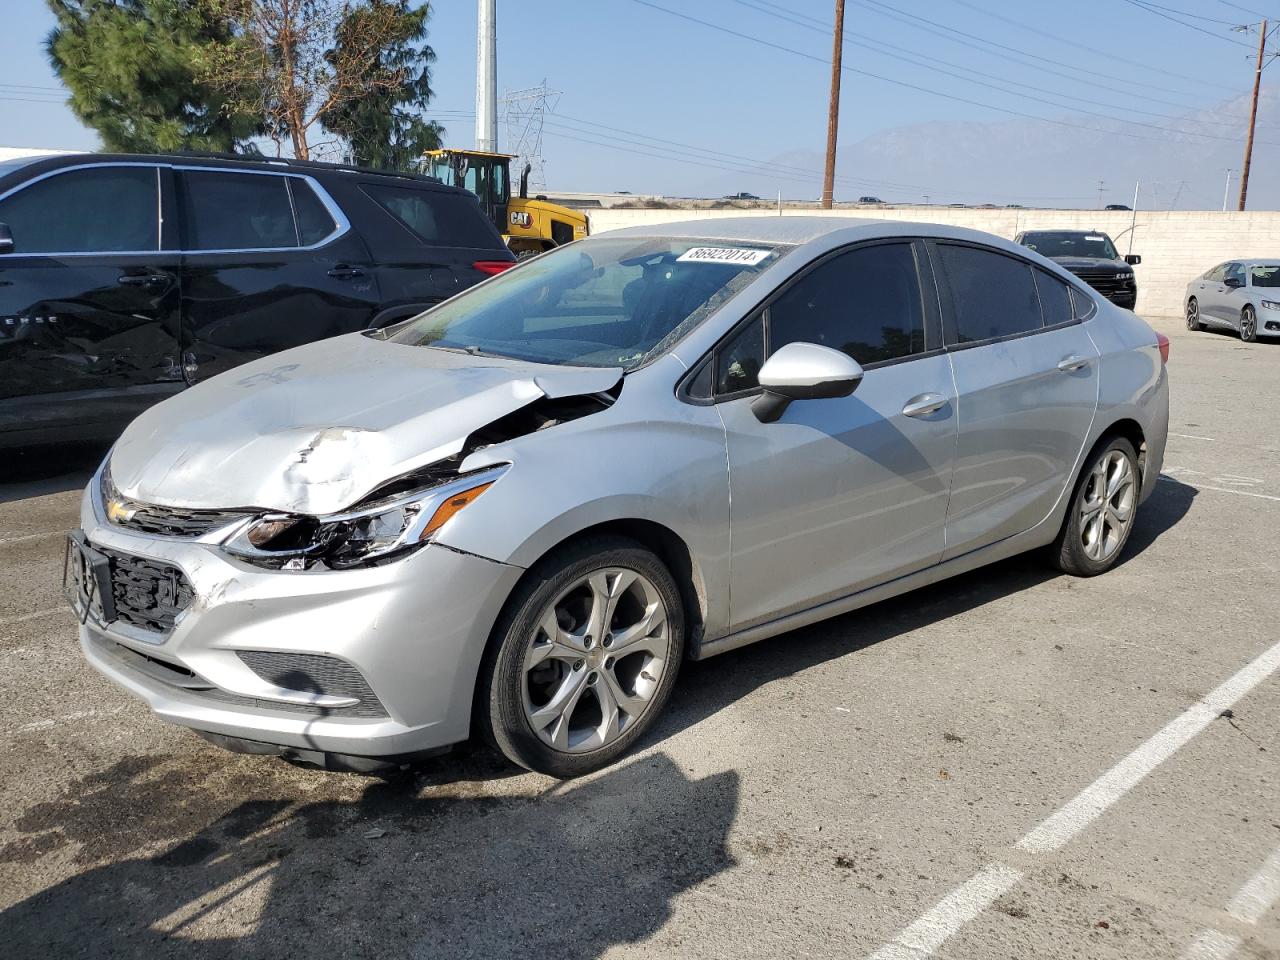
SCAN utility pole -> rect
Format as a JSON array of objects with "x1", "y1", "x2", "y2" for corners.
[
  {"x1": 1238, "y1": 19, "x2": 1266, "y2": 211},
  {"x1": 1096, "y1": 179, "x2": 1106, "y2": 208},
  {"x1": 475, "y1": 0, "x2": 497, "y2": 153},
  {"x1": 1223, "y1": 169, "x2": 1233, "y2": 211},
  {"x1": 821, "y1": 0, "x2": 846, "y2": 210},
  {"x1": 1127, "y1": 180, "x2": 1139, "y2": 257}
]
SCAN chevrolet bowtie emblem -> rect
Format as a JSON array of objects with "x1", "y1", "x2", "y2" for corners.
[{"x1": 106, "y1": 498, "x2": 137, "y2": 524}]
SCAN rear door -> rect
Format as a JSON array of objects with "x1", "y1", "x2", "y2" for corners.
[
  {"x1": 932, "y1": 242, "x2": 1099, "y2": 559},
  {"x1": 176, "y1": 167, "x2": 381, "y2": 383},
  {"x1": 0, "y1": 162, "x2": 183, "y2": 443}
]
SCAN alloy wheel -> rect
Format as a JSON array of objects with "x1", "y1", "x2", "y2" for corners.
[
  {"x1": 1186, "y1": 299, "x2": 1199, "y2": 330},
  {"x1": 521, "y1": 567, "x2": 670, "y2": 753},
  {"x1": 1079, "y1": 450, "x2": 1136, "y2": 563},
  {"x1": 1241, "y1": 307, "x2": 1258, "y2": 342}
]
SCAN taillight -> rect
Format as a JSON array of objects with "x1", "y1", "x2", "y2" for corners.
[
  {"x1": 473, "y1": 260, "x2": 516, "y2": 276},
  {"x1": 1156, "y1": 332, "x2": 1170, "y2": 364}
]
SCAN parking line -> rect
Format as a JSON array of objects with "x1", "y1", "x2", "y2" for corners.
[
  {"x1": 1158, "y1": 476, "x2": 1280, "y2": 503},
  {"x1": 1181, "y1": 843, "x2": 1280, "y2": 959},
  {"x1": 1169, "y1": 433, "x2": 1216, "y2": 442},
  {"x1": 0, "y1": 532, "x2": 55, "y2": 546},
  {"x1": 866, "y1": 638, "x2": 1280, "y2": 959},
  {"x1": 0, "y1": 606, "x2": 67, "y2": 627}
]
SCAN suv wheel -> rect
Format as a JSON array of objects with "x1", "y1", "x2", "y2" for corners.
[
  {"x1": 1050, "y1": 437, "x2": 1140, "y2": 577},
  {"x1": 1241, "y1": 305, "x2": 1258, "y2": 342},
  {"x1": 477, "y1": 536, "x2": 685, "y2": 777}
]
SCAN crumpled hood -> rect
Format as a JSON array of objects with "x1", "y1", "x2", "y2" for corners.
[
  {"x1": 110, "y1": 333, "x2": 621, "y2": 515},
  {"x1": 1050, "y1": 256, "x2": 1129, "y2": 274}
]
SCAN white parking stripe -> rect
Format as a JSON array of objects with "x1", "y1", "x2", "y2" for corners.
[
  {"x1": 1, "y1": 606, "x2": 68, "y2": 627},
  {"x1": 866, "y1": 638, "x2": 1280, "y2": 959},
  {"x1": 0, "y1": 532, "x2": 55, "y2": 546},
  {"x1": 1158, "y1": 476, "x2": 1280, "y2": 503},
  {"x1": 1168, "y1": 432, "x2": 1216, "y2": 441},
  {"x1": 1181, "y1": 843, "x2": 1280, "y2": 959}
]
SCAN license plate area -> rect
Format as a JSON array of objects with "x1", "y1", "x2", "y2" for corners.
[{"x1": 63, "y1": 531, "x2": 117, "y2": 626}]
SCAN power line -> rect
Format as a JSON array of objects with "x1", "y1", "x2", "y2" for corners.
[
  {"x1": 728, "y1": 0, "x2": 1275, "y2": 138},
  {"x1": 1127, "y1": 0, "x2": 1246, "y2": 25},
  {"x1": 628, "y1": 0, "x2": 1280, "y2": 149},
  {"x1": 1118, "y1": 0, "x2": 1255, "y2": 45}
]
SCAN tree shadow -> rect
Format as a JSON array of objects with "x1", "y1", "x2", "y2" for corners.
[{"x1": 2, "y1": 751, "x2": 737, "y2": 959}]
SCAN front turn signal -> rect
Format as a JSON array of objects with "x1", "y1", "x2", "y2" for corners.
[{"x1": 419, "y1": 482, "x2": 495, "y2": 541}]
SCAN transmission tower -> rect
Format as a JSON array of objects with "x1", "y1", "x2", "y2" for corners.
[{"x1": 501, "y1": 81, "x2": 560, "y2": 192}]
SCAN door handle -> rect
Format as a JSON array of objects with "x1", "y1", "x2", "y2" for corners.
[
  {"x1": 327, "y1": 264, "x2": 365, "y2": 280},
  {"x1": 1057, "y1": 354, "x2": 1090, "y2": 372},
  {"x1": 117, "y1": 274, "x2": 168, "y2": 287},
  {"x1": 902, "y1": 393, "x2": 948, "y2": 418}
]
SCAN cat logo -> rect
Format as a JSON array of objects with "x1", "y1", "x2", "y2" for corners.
[{"x1": 510, "y1": 211, "x2": 533, "y2": 229}]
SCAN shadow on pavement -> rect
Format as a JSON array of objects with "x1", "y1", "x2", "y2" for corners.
[
  {"x1": 0, "y1": 442, "x2": 109, "y2": 504},
  {"x1": 2, "y1": 751, "x2": 737, "y2": 959}
]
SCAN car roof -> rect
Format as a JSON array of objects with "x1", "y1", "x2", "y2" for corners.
[
  {"x1": 598, "y1": 215, "x2": 1043, "y2": 257},
  {"x1": 0, "y1": 150, "x2": 469, "y2": 196},
  {"x1": 1230, "y1": 258, "x2": 1280, "y2": 266}
]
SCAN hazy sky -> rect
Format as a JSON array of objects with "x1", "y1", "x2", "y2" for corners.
[{"x1": 3, "y1": 0, "x2": 1277, "y2": 206}]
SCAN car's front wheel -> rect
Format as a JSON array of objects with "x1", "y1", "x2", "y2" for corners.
[
  {"x1": 477, "y1": 536, "x2": 685, "y2": 777},
  {"x1": 1186, "y1": 297, "x2": 1201, "y2": 331},
  {"x1": 1241, "y1": 305, "x2": 1259, "y2": 342},
  {"x1": 1050, "y1": 436, "x2": 1140, "y2": 577}
]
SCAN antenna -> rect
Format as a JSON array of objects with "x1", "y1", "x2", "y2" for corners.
[{"x1": 501, "y1": 80, "x2": 560, "y2": 192}]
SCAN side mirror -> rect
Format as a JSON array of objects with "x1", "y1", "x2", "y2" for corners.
[
  {"x1": 1224, "y1": 276, "x2": 1244, "y2": 289},
  {"x1": 0, "y1": 222, "x2": 13, "y2": 255},
  {"x1": 751, "y1": 341, "x2": 863, "y2": 423},
  {"x1": 1124, "y1": 254, "x2": 1141, "y2": 266}
]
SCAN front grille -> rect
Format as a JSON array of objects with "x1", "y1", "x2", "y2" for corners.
[
  {"x1": 116, "y1": 503, "x2": 248, "y2": 538},
  {"x1": 237, "y1": 651, "x2": 387, "y2": 718},
  {"x1": 96, "y1": 544, "x2": 195, "y2": 633},
  {"x1": 1074, "y1": 271, "x2": 1133, "y2": 301}
]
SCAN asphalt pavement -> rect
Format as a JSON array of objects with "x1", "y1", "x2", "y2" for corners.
[{"x1": 1, "y1": 316, "x2": 1277, "y2": 960}]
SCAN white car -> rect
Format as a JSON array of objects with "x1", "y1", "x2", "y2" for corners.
[{"x1": 1186, "y1": 260, "x2": 1280, "y2": 342}]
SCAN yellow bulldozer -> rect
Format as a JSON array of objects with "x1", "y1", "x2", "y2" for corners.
[{"x1": 423, "y1": 149, "x2": 588, "y2": 258}]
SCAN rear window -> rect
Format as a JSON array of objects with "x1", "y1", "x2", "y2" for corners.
[
  {"x1": 937, "y1": 244, "x2": 1043, "y2": 343},
  {"x1": 361, "y1": 183, "x2": 500, "y2": 248},
  {"x1": 181, "y1": 170, "x2": 296, "y2": 251}
]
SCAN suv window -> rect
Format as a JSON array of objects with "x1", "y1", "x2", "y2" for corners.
[
  {"x1": 362, "y1": 183, "x2": 500, "y2": 248},
  {"x1": 768, "y1": 243, "x2": 925, "y2": 365},
  {"x1": 1033, "y1": 268, "x2": 1074, "y2": 327},
  {"x1": 0, "y1": 165, "x2": 158, "y2": 254},
  {"x1": 181, "y1": 170, "x2": 297, "y2": 251},
  {"x1": 290, "y1": 178, "x2": 338, "y2": 245},
  {"x1": 937, "y1": 244, "x2": 1042, "y2": 343}
]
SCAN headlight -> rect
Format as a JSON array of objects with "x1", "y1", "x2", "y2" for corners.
[
  {"x1": 223, "y1": 465, "x2": 508, "y2": 570},
  {"x1": 1261, "y1": 299, "x2": 1280, "y2": 311}
]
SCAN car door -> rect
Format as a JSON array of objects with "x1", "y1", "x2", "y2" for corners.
[
  {"x1": 0, "y1": 162, "x2": 183, "y2": 443},
  {"x1": 931, "y1": 242, "x2": 1099, "y2": 559},
  {"x1": 1221, "y1": 261, "x2": 1247, "y2": 329},
  {"x1": 1195, "y1": 263, "x2": 1230, "y2": 326},
  {"x1": 176, "y1": 167, "x2": 382, "y2": 384},
  {"x1": 703, "y1": 240, "x2": 957, "y2": 631}
]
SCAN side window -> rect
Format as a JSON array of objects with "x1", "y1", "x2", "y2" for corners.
[
  {"x1": 1071, "y1": 286, "x2": 1096, "y2": 320},
  {"x1": 181, "y1": 171, "x2": 296, "y2": 250},
  {"x1": 1225, "y1": 262, "x2": 1245, "y2": 285},
  {"x1": 768, "y1": 243, "x2": 925, "y2": 365},
  {"x1": 937, "y1": 244, "x2": 1042, "y2": 343},
  {"x1": 0, "y1": 166, "x2": 158, "y2": 254},
  {"x1": 361, "y1": 183, "x2": 500, "y2": 248},
  {"x1": 1033, "y1": 268, "x2": 1075, "y2": 327},
  {"x1": 289, "y1": 179, "x2": 338, "y2": 246},
  {"x1": 715, "y1": 316, "x2": 764, "y2": 395},
  {"x1": 1205, "y1": 264, "x2": 1227, "y2": 282}
]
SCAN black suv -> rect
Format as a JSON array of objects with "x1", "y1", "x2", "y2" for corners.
[
  {"x1": 0, "y1": 152, "x2": 515, "y2": 447},
  {"x1": 1014, "y1": 229, "x2": 1140, "y2": 309}
]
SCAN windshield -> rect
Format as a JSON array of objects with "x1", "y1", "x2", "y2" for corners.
[
  {"x1": 1250, "y1": 265, "x2": 1280, "y2": 288},
  {"x1": 1022, "y1": 232, "x2": 1119, "y2": 261},
  {"x1": 389, "y1": 236, "x2": 787, "y2": 368}
]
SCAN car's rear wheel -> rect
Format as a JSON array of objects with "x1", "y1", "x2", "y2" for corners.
[
  {"x1": 477, "y1": 536, "x2": 685, "y2": 777},
  {"x1": 1186, "y1": 297, "x2": 1201, "y2": 331},
  {"x1": 1050, "y1": 437, "x2": 1140, "y2": 577},
  {"x1": 1241, "y1": 305, "x2": 1258, "y2": 342}
]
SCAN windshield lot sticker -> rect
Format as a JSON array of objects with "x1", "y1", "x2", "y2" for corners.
[
  {"x1": 676, "y1": 246, "x2": 771, "y2": 266},
  {"x1": 1085, "y1": 235, "x2": 1105, "y2": 242}
]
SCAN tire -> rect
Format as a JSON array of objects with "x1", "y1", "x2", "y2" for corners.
[
  {"x1": 1186, "y1": 297, "x2": 1201, "y2": 331},
  {"x1": 1050, "y1": 436, "x2": 1140, "y2": 577},
  {"x1": 476, "y1": 535, "x2": 685, "y2": 777},
  {"x1": 1241, "y1": 305, "x2": 1258, "y2": 343}
]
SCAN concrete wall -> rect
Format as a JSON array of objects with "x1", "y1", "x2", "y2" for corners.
[{"x1": 584, "y1": 207, "x2": 1280, "y2": 318}]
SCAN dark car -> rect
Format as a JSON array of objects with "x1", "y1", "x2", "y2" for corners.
[
  {"x1": 857, "y1": 196, "x2": 884, "y2": 204},
  {"x1": 0, "y1": 152, "x2": 515, "y2": 447},
  {"x1": 1104, "y1": 204, "x2": 1132, "y2": 211},
  {"x1": 722, "y1": 192, "x2": 761, "y2": 201},
  {"x1": 1014, "y1": 229, "x2": 1140, "y2": 309}
]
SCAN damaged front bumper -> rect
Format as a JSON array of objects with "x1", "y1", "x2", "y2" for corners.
[{"x1": 74, "y1": 471, "x2": 524, "y2": 759}]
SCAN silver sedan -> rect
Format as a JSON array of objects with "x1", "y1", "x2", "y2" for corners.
[
  {"x1": 69, "y1": 218, "x2": 1170, "y2": 777},
  {"x1": 1186, "y1": 259, "x2": 1280, "y2": 342}
]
